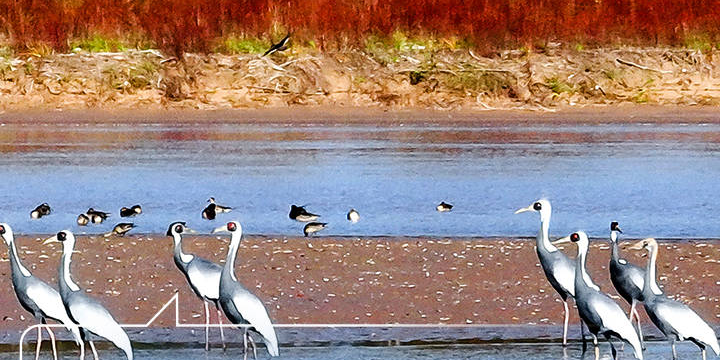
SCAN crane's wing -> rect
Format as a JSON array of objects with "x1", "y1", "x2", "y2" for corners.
[
  {"x1": 656, "y1": 301, "x2": 720, "y2": 355},
  {"x1": 68, "y1": 295, "x2": 134, "y2": 360},
  {"x1": 187, "y1": 258, "x2": 222, "y2": 300},
  {"x1": 593, "y1": 294, "x2": 643, "y2": 359},
  {"x1": 231, "y1": 291, "x2": 279, "y2": 356},
  {"x1": 26, "y1": 280, "x2": 82, "y2": 344}
]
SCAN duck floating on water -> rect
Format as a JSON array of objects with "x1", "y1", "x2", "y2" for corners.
[
  {"x1": 105, "y1": 223, "x2": 136, "y2": 237},
  {"x1": 289, "y1": 205, "x2": 319, "y2": 222},
  {"x1": 30, "y1": 203, "x2": 51, "y2": 219},
  {"x1": 347, "y1": 209, "x2": 360, "y2": 223},
  {"x1": 436, "y1": 202, "x2": 453, "y2": 212},
  {"x1": 303, "y1": 222, "x2": 327, "y2": 237},
  {"x1": 202, "y1": 198, "x2": 232, "y2": 220},
  {"x1": 87, "y1": 208, "x2": 110, "y2": 224},
  {"x1": 120, "y1": 205, "x2": 142, "y2": 218},
  {"x1": 76, "y1": 214, "x2": 90, "y2": 226}
]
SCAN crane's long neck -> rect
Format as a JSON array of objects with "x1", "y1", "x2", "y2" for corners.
[
  {"x1": 643, "y1": 245, "x2": 663, "y2": 298},
  {"x1": 172, "y1": 234, "x2": 193, "y2": 265},
  {"x1": 222, "y1": 233, "x2": 241, "y2": 282},
  {"x1": 610, "y1": 231, "x2": 620, "y2": 262},
  {"x1": 537, "y1": 213, "x2": 557, "y2": 252},
  {"x1": 575, "y1": 241, "x2": 598, "y2": 290},
  {"x1": 59, "y1": 243, "x2": 80, "y2": 292},
  {"x1": 8, "y1": 238, "x2": 31, "y2": 277}
]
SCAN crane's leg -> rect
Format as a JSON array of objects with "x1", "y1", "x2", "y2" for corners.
[
  {"x1": 89, "y1": 341, "x2": 99, "y2": 360},
  {"x1": 35, "y1": 326, "x2": 42, "y2": 360},
  {"x1": 562, "y1": 300, "x2": 570, "y2": 346},
  {"x1": 630, "y1": 300, "x2": 644, "y2": 349},
  {"x1": 248, "y1": 334, "x2": 257, "y2": 360},
  {"x1": 592, "y1": 334, "x2": 599, "y2": 360},
  {"x1": 45, "y1": 326, "x2": 58, "y2": 360},
  {"x1": 671, "y1": 339, "x2": 677, "y2": 360},
  {"x1": 79, "y1": 340, "x2": 85, "y2": 360},
  {"x1": 204, "y1": 301, "x2": 210, "y2": 351},
  {"x1": 216, "y1": 307, "x2": 226, "y2": 351},
  {"x1": 605, "y1": 335, "x2": 617, "y2": 360},
  {"x1": 243, "y1": 329, "x2": 248, "y2": 360},
  {"x1": 580, "y1": 319, "x2": 587, "y2": 351}
]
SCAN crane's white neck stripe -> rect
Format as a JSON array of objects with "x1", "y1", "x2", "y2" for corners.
[
  {"x1": 9, "y1": 239, "x2": 31, "y2": 277},
  {"x1": 173, "y1": 234, "x2": 194, "y2": 263}
]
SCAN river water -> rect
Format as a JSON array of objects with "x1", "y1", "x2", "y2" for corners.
[{"x1": 0, "y1": 116, "x2": 718, "y2": 238}]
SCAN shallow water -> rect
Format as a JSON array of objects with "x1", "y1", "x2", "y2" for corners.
[
  {"x1": 0, "y1": 119, "x2": 719, "y2": 238},
  {"x1": 1, "y1": 342, "x2": 711, "y2": 360}
]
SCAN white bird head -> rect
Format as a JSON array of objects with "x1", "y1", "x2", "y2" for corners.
[
  {"x1": 0, "y1": 223, "x2": 14, "y2": 245},
  {"x1": 514, "y1": 199, "x2": 552, "y2": 222},
  {"x1": 43, "y1": 230, "x2": 77, "y2": 254},
  {"x1": 212, "y1": 220, "x2": 242, "y2": 236},
  {"x1": 166, "y1": 221, "x2": 196, "y2": 237},
  {"x1": 553, "y1": 231, "x2": 589, "y2": 254}
]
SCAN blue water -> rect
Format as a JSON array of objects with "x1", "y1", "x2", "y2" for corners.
[{"x1": 0, "y1": 119, "x2": 718, "y2": 238}]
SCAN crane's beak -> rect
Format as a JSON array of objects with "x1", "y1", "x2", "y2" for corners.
[
  {"x1": 184, "y1": 227, "x2": 198, "y2": 234},
  {"x1": 616, "y1": 227, "x2": 623, "y2": 234},
  {"x1": 628, "y1": 238, "x2": 654, "y2": 250},
  {"x1": 212, "y1": 225, "x2": 228, "y2": 234},
  {"x1": 514, "y1": 205, "x2": 533, "y2": 214},
  {"x1": 43, "y1": 235, "x2": 59, "y2": 245},
  {"x1": 551, "y1": 235, "x2": 571, "y2": 245}
]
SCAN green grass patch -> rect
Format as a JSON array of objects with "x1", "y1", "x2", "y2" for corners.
[
  {"x1": 216, "y1": 36, "x2": 270, "y2": 54},
  {"x1": 70, "y1": 34, "x2": 127, "y2": 52},
  {"x1": 546, "y1": 77, "x2": 573, "y2": 94}
]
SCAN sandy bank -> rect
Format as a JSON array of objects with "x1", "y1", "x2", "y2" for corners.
[
  {"x1": 0, "y1": 235, "x2": 717, "y2": 345},
  {"x1": 1, "y1": 47, "x2": 719, "y2": 112}
]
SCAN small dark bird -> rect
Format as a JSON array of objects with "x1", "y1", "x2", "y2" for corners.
[
  {"x1": 303, "y1": 222, "x2": 327, "y2": 237},
  {"x1": 347, "y1": 209, "x2": 360, "y2": 223},
  {"x1": 263, "y1": 33, "x2": 291, "y2": 56},
  {"x1": 120, "y1": 205, "x2": 142, "y2": 217},
  {"x1": 202, "y1": 197, "x2": 232, "y2": 220},
  {"x1": 436, "y1": 202, "x2": 453, "y2": 212},
  {"x1": 289, "y1": 205, "x2": 319, "y2": 222},
  {"x1": 30, "y1": 203, "x2": 51, "y2": 219},
  {"x1": 105, "y1": 223, "x2": 135, "y2": 237},
  {"x1": 77, "y1": 214, "x2": 90, "y2": 226},
  {"x1": 87, "y1": 208, "x2": 110, "y2": 224}
]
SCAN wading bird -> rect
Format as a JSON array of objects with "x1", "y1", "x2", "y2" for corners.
[
  {"x1": 30, "y1": 203, "x2": 52, "y2": 219},
  {"x1": 436, "y1": 202, "x2": 453, "y2": 212},
  {"x1": 203, "y1": 198, "x2": 232, "y2": 220},
  {"x1": 213, "y1": 221, "x2": 279, "y2": 359},
  {"x1": 554, "y1": 232, "x2": 643, "y2": 360},
  {"x1": 630, "y1": 238, "x2": 719, "y2": 360},
  {"x1": 166, "y1": 221, "x2": 225, "y2": 351},
  {"x1": 1, "y1": 223, "x2": 81, "y2": 360},
  {"x1": 607, "y1": 221, "x2": 645, "y2": 346},
  {"x1": 303, "y1": 222, "x2": 327, "y2": 237},
  {"x1": 347, "y1": 209, "x2": 360, "y2": 223},
  {"x1": 104, "y1": 223, "x2": 136, "y2": 237},
  {"x1": 515, "y1": 199, "x2": 582, "y2": 346},
  {"x1": 263, "y1": 33, "x2": 291, "y2": 57},
  {"x1": 289, "y1": 205, "x2": 319, "y2": 222},
  {"x1": 44, "y1": 230, "x2": 133, "y2": 360},
  {"x1": 120, "y1": 205, "x2": 142, "y2": 218}
]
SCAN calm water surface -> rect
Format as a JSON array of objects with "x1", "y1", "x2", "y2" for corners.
[{"x1": 0, "y1": 118, "x2": 718, "y2": 238}]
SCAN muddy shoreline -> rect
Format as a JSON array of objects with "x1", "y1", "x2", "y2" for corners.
[{"x1": 1, "y1": 235, "x2": 718, "y2": 345}]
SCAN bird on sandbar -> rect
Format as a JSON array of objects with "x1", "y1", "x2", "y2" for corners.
[
  {"x1": 120, "y1": 205, "x2": 142, "y2": 218},
  {"x1": 607, "y1": 221, "x2": 646, "y2": 347},
  {"x1": 553, "y1": 231, "x2": 643, "y2": 360},
  {"x1": 436, "y1": 202, "x2": 453, "y2": 212},
  {"x1": 86, "y1": 208, "x2": 110, "y2": 224},
  {"x1": 347, "y1": 209, "x2": 360, "y2": 223},
  {"x1": 263, "y1": 33, "x2": 291, "y2": 57},
  {"x1": 630, "y1": 238, "x2": 719, "y2": 360},
  {"x1": 1, "y1": 223, "x2": 82, "y2": 360},
  {"x1": 167, "y1": 221, "x2": 226, "y2": 351},
  {"x1": 30, "y1": 203, "x2": 52, "y2": 219},
  {"x1": 213, "y1": 221, "x2": 279, "y2": 358},
  {"x1": 303, "y1": 222, "x2": 327, "y2": 237},
  {"x1": 44, "y1": 230, "x2": 133, "y2": 360},
  {"x1": 104, "y1": 223, "x2": 136, "y2": 237},
  {"x1": 203, "y1": 198, "x2": 232, "y2": 220},
  {"x1": 289, "y1": 205, "x2": 319, "y2": 222}
]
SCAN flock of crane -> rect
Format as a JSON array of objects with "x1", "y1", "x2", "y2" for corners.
[
  {"x1": 1, "y1": 197, "x2": 718, "y2": 360},
  {"x1": 515, "y1": 199, "x2": 719, "y2": 360}
]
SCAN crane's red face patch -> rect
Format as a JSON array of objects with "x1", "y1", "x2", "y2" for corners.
[
  {"x1": 175, "y1": 224, "x2": 183, "y2": 233},
  {"x1": 571, "y1": 233, "x2": 579, "y2": 242},
  {"x1": 227, "y1": 222, "x2": 237, "y2": 232},
  {"x1": 0, "y1": 225, "x2": 5, "y2": 234}
]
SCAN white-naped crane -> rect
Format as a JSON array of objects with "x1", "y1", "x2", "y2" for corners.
[
  {"x1": 630, "y1": 238, "x2": 719, "y2": 360},
  {"x1": 44, "y1": 230, "x2": 133, "y2": 360},
  {"x1": 166, "y1": 221, "x2": 225, "y2": 350},
  {"x1": 213, "y1": 221, "x2": 279, "y2": 359}
]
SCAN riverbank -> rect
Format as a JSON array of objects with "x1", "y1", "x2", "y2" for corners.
[
  {"x1": 1, "y1": 235, "x2": 717, "y2": 345},
  {"x1": 1, "y1": 47, "x2": 719, "y2": 112}
]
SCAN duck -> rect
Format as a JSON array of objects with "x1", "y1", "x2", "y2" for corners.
[
  {"x1": 202, "y1": 198, "x2": 232, "y2": 220},
  {"x1": 104, "y1": 223, "x2": 135, "y2": 237},
  {"x1": 30, "y1": 203, "x2": 52, "y2": 219},
  {"x1": 76, "y1": 214, "x2": 90, "y2": 226},
  {"x1": 347, "y1": 209, "x2": 360, "y2": 223},
  {"x1": 120, "y1": 205, "x2": 142, "y2": 218},
  {"x1": 87, "y1": 208, "x2": 110, "y2": 224},
  {"x1": 436, "y1": 201, "x2": 453, "y2": 212},
  {"x1": 289, "y1": 205, "x2": 319, "y2": 222},
  {"x1": 303, "y1": 222, "x2": 327, "y2": 237}
]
